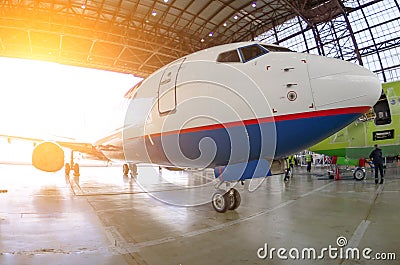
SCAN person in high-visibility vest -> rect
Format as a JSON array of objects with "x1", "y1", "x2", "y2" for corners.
[
  {"x1": 284, "y1": 155, "x2": 295, "y2": 181},
  {"x1": 306, "y1": 153, "x2": 312, "y2": 172}
]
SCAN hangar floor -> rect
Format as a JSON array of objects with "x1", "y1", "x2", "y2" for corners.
[{"x1": 0, "y1": 164, "x2": 398, "y2": 265}]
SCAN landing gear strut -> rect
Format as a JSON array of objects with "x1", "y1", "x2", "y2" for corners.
[
  {"x1": 211, "y1": 188, "x2": 241, "y2": 213},
  {"x1": 65, "y1": 151, "x2": 80, "y2": 177}
]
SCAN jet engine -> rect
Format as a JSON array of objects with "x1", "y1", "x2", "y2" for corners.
[{"x1": 32, "y1": 141, "x2": 64, "y2": 172}]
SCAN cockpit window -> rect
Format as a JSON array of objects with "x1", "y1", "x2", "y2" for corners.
[
  {"x1": 239, "y1": 44, "x2": 268, "y2": 62},
  {"x1": 261, "y1": 44, "x2": 292, "y2": 52},
  {"x1": 217, "y1": 50, "x2": 241, "y2": 63},
  {"x1": 373, "y1": 91, "x2": 392, "y2": 125}
]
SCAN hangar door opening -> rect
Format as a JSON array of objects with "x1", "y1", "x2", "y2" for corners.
[{"x1": 158, "y1": 58, "x2": 186, "y2": 114}]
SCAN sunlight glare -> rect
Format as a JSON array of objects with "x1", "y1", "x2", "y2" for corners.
[{"x1": 0, "y1": 57, "x2": 142, "y2": 162}]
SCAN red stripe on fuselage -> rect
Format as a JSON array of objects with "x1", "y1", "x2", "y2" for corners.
[{"x1": 134, "y1": 106, "x2": 370, "y2": 139}]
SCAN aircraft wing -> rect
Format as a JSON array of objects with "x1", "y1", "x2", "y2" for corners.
[{"x1": 0, "y1": 134, "x2": 109, "y2": 161}]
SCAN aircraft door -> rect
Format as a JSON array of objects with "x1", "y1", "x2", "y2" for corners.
[
  {"x1": 267, "y1": 55, "x2": 315, "y2": 113},
  {"x1": 158, "y1": 58, "x2": 186, "y2": 114}
]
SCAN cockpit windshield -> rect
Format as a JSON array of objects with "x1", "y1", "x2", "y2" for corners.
[
  {"x1": 217, "y1": 50, "x2": 241, "y2": 63},
  {"x1": 239, "y1": 44, "x2": 268, "y2": 62},
  {"x1": 261, "y1": 44, "x2": 292, "y2": 52},
  {"x1": 216, "y1": 44, "x2": 292, "y2": 63}
]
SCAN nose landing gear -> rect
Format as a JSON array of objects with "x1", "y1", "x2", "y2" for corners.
[
  {"x1": 65, "y1": 151, "x2": 80, "y2": 177},
  {"x1": 211, "y1": 188, "x2": 241, "y2": 213}
]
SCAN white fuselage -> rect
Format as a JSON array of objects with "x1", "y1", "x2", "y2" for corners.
[{"x1": 95, "y1": 42, "x2": 381, "y2": 168}]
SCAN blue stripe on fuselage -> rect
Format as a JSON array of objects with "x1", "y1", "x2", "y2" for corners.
[{"x1": 123, "y1": 112, "x2": 361, "y2": 167}]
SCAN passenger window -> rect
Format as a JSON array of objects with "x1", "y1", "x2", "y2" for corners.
[
  {"x1": 239, "y1": 44, "x2": 268, "y2": 62},
  {"x1": 217, "y1": 50, "x2": 241, "y2": 63},
  {"x1": 373, "y1": 91, "x2": 392, "y2": 125}
]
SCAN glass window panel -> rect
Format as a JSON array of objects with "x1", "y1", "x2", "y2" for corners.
[
  {"x1": 217, "y1": 50, "x2": 241, "y2": 63},
  {"x1": 254, "y1": 1, "x2": 400, "y2": 82},
  {"x1": 239, "y1": 45, "x2": 268, "y2": 62}
]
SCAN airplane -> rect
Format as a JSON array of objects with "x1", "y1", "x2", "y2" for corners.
[
  {"x1": 310, "y1": 80, "x2": 400, "y2": 180},
  {"x1": 0, "y1": 41, "x2": 381, "y2": 213}
]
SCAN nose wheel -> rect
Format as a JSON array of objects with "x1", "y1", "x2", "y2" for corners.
[
  {"x1": 212, "y1": 190, "x2": 230, "y2": 213},
  {"x1": 211, "y1": 188, "x2": 241, "y2": 213},
  {"x1": 228, "y1": 188, "x2": 241, "y2": 210}
]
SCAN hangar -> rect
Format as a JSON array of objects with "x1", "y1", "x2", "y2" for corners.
[
  {"x1": 2, "y1": 0, "x2": 399, "y2": 80},
  {"x1": 0, "y1": 0, "x2": 399, "y2": 264}
]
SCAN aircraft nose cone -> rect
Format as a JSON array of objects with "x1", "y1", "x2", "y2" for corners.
[{"x1": 307, "y1": 54, "x2": 381, "y2": 111}]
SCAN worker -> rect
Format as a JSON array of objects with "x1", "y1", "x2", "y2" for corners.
[
  {"x1": 284, "y1": 155, "x2": 295, "y2": 181},
  {"x1": 369, "y1": 144, "x2": 384, "y2": 184},
  {"x1": 306, "y1": 153, "x2": 312, "y2": 173}
]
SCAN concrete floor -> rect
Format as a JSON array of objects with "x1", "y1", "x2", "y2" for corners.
[{"x1": 0, "y1": 163, "x2": 398, "y2": 265}]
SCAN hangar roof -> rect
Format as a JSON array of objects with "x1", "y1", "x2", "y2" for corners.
[{"x1": 0, "y1": 0, "x2": 342, "y2": 77}]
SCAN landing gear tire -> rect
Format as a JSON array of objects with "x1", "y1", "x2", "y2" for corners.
[
  {"x1": 65, "y1": 163, "x2": 71, "y2": 176},
  {"x1": 123, "y1": 164, "x2": 129, "y2": 176},
  {"x1": 129, "y1": 164, "x2": 138, "y2": 177},
  {"x1": 73, "y1": 163, "x2": 80, "y2": 177},
  {"x1": 228, "y1": 188, "x2": 241, "y2": 211},
  {"x1": 211, "y1": 190, "x2": 231, "y2": 213},
  {"x1": 353, "y1": 168, "x2": 365, "y2": 181}
]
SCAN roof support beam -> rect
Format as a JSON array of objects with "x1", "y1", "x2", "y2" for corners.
[{"x1": 278, "y1": 0, "x2": 314, "y2": 27}]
